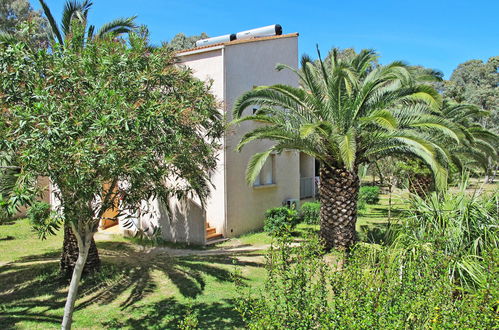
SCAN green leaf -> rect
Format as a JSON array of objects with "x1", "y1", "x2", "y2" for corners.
[{"x1": 245, "y1": 150, "x2": 273, "y2": 185}]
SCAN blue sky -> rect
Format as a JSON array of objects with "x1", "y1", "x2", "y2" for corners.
[{"x1": 31, "y1": 0, "x2": 498, "y2": 78}]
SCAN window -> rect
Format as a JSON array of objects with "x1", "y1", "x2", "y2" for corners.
[{"x1": 254, "y1": 154, "x2": 276, "y2": 186}]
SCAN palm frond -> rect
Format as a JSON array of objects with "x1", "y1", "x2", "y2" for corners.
[
  {"x1": 62, "y1": 0, "x2": 93, "y2": 36},
  {"x1": 38, "y1": 0, "x2": 63, "y2": 44},
  {"x1": 96, "y1": 16, "x2": 137, "y2": 38},
  {"x1": 245, "y1": 149, "x2": 274, "y2": 185},
  {"x1": 336, "y1": 129, "x2": 357, "y2": 170}
]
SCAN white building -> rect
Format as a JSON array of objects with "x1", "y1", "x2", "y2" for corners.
[{"x1": 108, "y1": 28, "x2": 318, "y2": 244}]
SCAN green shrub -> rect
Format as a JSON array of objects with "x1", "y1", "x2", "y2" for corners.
[
  {"x1": 263, "y1": 207, "x2": 299, "y2": 235},
  {"x1": 236, "y1": 236, "x2": 498, "y2": 329},
  {"x1": 357, "y1": 198, "x2": 367, "y2": 211},
  {"x1": 359, "y1": 185, "x2": 380, "y2": 204},
  {"x1": 300, "y1": 202, "x2": 320, "y2": 225}
]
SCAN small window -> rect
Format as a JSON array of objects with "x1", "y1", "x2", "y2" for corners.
[{"x1": 254, "y1": 154, "x2": 276, "y2": 186}]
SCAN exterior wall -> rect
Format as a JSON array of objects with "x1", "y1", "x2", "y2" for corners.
[
  {"x1": 136, "y1": 198, "x2": 206, "y2": 245},
  {"x1": 223, "y1": 36, "x2": 300, "y2": 236},
  {"x1": 177, "y1": 49, "x2": 227, "y2": 234},
  {"x1": 300, "y1": 153, "x2": 315, "y2": 178}
]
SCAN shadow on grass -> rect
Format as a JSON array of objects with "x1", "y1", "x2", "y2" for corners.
[
  {"x1": 103, "y1": 297, "x2": 244, "y2": 329},
  {"x1": 0, "y1": 241, "x2": 262, "y2": 328},
  {"x1": 359, "y1": 204, "x2": 407, "y2": 219}
]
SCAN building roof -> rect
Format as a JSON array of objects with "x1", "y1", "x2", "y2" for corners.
[{"x1": 176, "y1": 33, "x2": 299, "y2": 57}]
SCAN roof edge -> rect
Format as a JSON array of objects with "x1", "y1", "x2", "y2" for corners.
[{"x1": 176, "y1": 32, "x2": 299, "y2": 57}]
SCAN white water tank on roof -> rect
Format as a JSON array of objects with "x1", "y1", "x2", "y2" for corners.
[
  {"x1": 236, "y1": 24, "x2": 282, "y2": 40},
  {"x1": 195, "y1": 34, "x2": 236, "y2": 47}
]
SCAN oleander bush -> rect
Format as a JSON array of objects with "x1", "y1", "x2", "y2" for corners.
[
  {"x1": 263, "y1": 207, "x2": 299, "y2": 236},
  {"x1": 300, "y1": 201, "x2": 320, "y2": 225},
  {"x1": 26, "y1": 201, "x2": 62, "y2": 240}
]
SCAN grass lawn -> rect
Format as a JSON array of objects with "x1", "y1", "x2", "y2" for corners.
[{"x1": 0, "y1": 219, "x2": 266, "y2": 329}]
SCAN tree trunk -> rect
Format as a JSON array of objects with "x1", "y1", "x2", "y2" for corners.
[
  {"x1": 319, "y1": 164, "x2": 359, "y2": 251},
  {"x1": 60, "y1": 225, "x2": 100, "y2": 277},
  {"x1": 61, "y1": 228, "x2": 92, "y2": 330},
  {"x1": 408, "y1": 173, "x2": 433, "y2": 198}
]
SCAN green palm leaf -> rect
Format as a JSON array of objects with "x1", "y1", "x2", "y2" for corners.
[{"x1": 245, "y1": 150, "x2": 274, "y2": 185}]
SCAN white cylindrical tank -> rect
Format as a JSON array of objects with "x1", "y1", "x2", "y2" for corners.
[
  {"x1": 195, "y1": 34, "x2": 236, "y2": 47},
  {"x1": 236, "y1": 24, "x2": 282, "y2": 40}
]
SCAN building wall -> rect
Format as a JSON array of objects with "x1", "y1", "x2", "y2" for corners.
[
  {"x1": 300, "y1": 153, "x2": 315, "y2": 178},
  {"x1": 177, "y1": 49, "x2": 227, "y2": 234},
  {"x1": 223, "y1": 36, "x2": 300, "y2": 236},
  {"x1": 136, "y1": 197, "x2": 206, "y2": 245}
]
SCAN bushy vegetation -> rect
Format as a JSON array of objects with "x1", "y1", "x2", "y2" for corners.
[
  {"x1": 389, "y1": 186, "x2": 498, "y2": 289},
  {"x1": 237, "y1": 188, "x2": 499, "y2": 328},
  {"x1": 263, "y1": 207, "x2": 299, "y2": 236},
  {"x1": 300, "y1": 201, "x2": 321, "y2": 225},
  {"x1": 359, "y1": 185, "x2": 381, "y2": 204}
]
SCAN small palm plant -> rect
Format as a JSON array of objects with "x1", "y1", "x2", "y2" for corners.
[
  {"x1": 233, "y1": 49, "x2": 457, "y2": 250},
  {"x1": 391, "y1": 177, "x2": 498, "y2": 289}
]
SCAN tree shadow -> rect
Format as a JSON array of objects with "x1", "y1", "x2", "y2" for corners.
[
  {"x1": 77, "y1": 247, "x2": 260, "y2": 310},
  {"x1": 362, "y1": 205, "x2": 406, "y2": 218},
  {"x1": 0, "y1": 261, "x2": 67, "y2": 328},
  {"x1": 102, "y1": 297, "x2": 244, "y2": 329},
  {"x1": 0, "y1": 241, "x2": 263, "y2": 328}
]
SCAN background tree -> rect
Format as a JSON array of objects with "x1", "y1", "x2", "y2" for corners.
[
  {"x1": 233, "y1": 49, "x2": 453, "y2": 251},
  {"x1": 0, "y1": 0, "x2": 49, "y2": 47},
  {"x1": 397, "y1": 101, "x2": 498, "y2": 196},
  {"x1": 37, "y1": 0, "x2": 138, "y2": 276},
  {"x1": 163, "y1": 32, "x2": 208, "y2": 51},
  {"x1": 445, "y1": 56, "x2": 499, "y2": 132},
  {"x1": 0, "y1": 28, "x2": 223, "y2": 329},
  {"x1": 0, "y1": 1, "x2": 49, "y2": 223}
]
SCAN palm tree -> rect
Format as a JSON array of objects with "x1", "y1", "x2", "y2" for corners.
[
  {"x1": 403, "y1": 101, "x2": 498, "y2": 196},
  {"x1": 440, "y1": 102, "x2": 498, "y2": 173},
  {"x1": 37, "y1": 0, "x2": 137, "y2": 276},
  {"x1": 39, "y1": 0, "x2": 136, "y2": 47},
  {"x1": 233, "y1": 49, "x2": 456, "y2": 251}
]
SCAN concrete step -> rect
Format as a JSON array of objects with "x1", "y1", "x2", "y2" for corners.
[{"x1": 205, "y1": 237, "x2": 229, "y2": 245}]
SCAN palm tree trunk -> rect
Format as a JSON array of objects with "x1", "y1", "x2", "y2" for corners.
[
  {"x1": 60, "y1": 225, "x2": 100, "y2": 277},
  {"x1": 408, "y1": 173, "x2": 433, "y2": 198},
  {"x1": 319, "y1": 163, "x2": 359, "y2": 251}
]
